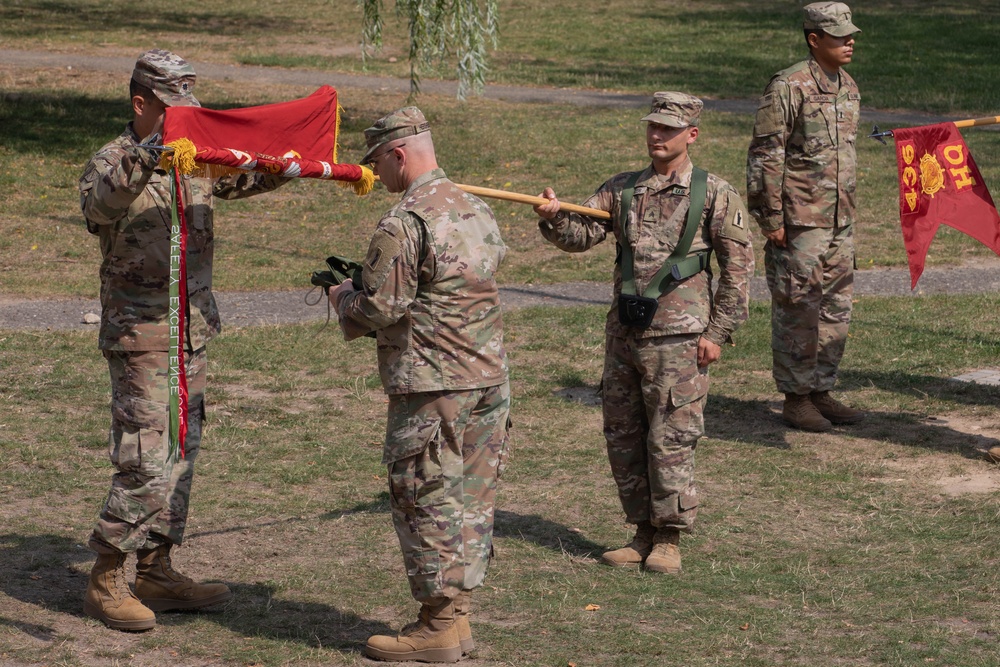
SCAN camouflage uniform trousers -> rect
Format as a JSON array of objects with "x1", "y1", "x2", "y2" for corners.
[
  {"x1": 89, "y1": 347, "x2": 207, "y2": 555},
  {"x1": 386, "y1": 380, "x2": 511, "y2": 603},
  {"x1": 765, "y1": 225, "x2": 854, "y2": 395},
  {"x1": 602, "y1": 333, "x2": 708, "y2": 531}
]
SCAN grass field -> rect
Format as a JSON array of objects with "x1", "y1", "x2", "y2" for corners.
[
  {"x1": 2, "y1": 297, "x2": 1000, "y2": 666},
  {"x1": 2, "y1": 2, "x2": 1000, "y2": 666}
]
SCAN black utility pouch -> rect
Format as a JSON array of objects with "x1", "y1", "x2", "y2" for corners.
[{"x1": 618, "y1": 294, "x2": 659, "y2": 329}]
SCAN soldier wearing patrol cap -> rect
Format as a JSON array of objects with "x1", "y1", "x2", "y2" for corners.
[
  {"x1": 329, "y1": 106, "x2": 510, "y2": 662},
  {"x1": 534, "y1": 92, "x2": 754, "y2": 575},
  {"x1": 746, "y1": 2, "x2": 865, "y2": 432},
  {"x1": 79, "y1": 49, "x2": 288, "y2": 631}
]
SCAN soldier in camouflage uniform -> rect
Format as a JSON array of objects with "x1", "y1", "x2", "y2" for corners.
[
  {"x1": 746, "y1": 2, "x2": 865, "y2": 432},
  {"x1": 329, "y1": 107, "x2": 510, "y2": 663},
  {"x1": 79, "y1": 49, "x2": 287, "y2": 631},
  {"x1": 534, "y1": 93, "x2": 753, "y2": 574}
]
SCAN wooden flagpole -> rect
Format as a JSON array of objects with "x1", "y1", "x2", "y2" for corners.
[
  {"x1": 369, "y1": 176, "x2": 613, "y2": 220},
  {"x1": 870, "y1": 115, "x2": 1000, "y2": 143},
  {"x1": 953, "y1": 115, "x2": 1000, "y2": 129},
  {"x1": 455, "y1": 184, "x2": 611, "y2": 220}
]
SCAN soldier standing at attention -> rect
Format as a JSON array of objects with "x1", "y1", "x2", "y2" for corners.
[
  {"x1": 747, "y1": 2, "x2": 864, "y2": 432},
  {"x1": 534, "y1": 93, "x2": 753, "y2": 574},
  {"x1": 329, "y1": 107, "x2": 510, "y2": 663},
  {"x1": 79, "y1": 50, "x2": 288, "y2": 631}
]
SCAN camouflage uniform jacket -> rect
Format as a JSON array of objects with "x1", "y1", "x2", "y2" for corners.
[
  {"x1": 538, "y1": 160, "x2": 754, "y2": 344},
  {"x1": 746, "y1": 57, "x2": 861, "y2": 232},
  {"x1": 336, "y1": 168, "x2": 509, "y2": 395},
  {"x1": 79, "y1": 123, "x2": 286, "y2": 352}
]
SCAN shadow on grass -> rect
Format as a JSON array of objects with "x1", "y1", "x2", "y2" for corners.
[
  {"x1": 494, "y1": 510, "x2": 603, "y2": 558},
  {"x1": 839, "y1": 368, "x2": 1000, "y2": 409},
  {"x1": 0, "y1": 92, "x2": 128, "y2": 159},
  {"x1": 549, "y1": 379, "x2": 998, "y2": 460},
  {"x1": 189, "y1": 491, "x2": 603, "y2": 561},
  {"x1": 708, "y1": 389, "x2": 999, "y2": 460},
  {"x1": 0, "y1": 532, "x2": 391, "y2": 654},
  {"x1": 316, "y1": 494, "x2": 608, "y2": 559},
  {"x1": 176, "y1": 581, "x2": 394, "y2": 652},
  {"x1": 0, "y1": 616, "x2": 59, "y2": 642}
]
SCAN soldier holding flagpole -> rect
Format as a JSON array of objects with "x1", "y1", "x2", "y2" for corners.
[{"x1": 79, "y1": 49, "x2": 288, "y2": 631}]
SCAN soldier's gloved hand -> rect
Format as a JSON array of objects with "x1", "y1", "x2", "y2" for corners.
[{"x1": 328, "y1": 278, "x2": 357, "y2": 313}]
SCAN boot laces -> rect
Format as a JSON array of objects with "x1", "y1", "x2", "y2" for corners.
[
  {"x1": 112, "y1": 553, "x2": 131, "y2": 600},
  {"x1": 400, "y1": 607, "x2": 431, "y2": 636},
  {"x1": 159, "y1": 549, "x2": 194, "y2": 584}
]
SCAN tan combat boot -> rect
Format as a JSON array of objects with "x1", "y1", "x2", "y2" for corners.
[
  {"x1": 810, "y1": 391, "x2": 865, "y2": 424},
  {"x1": 986, "y1": 446, "x2": 1000, "y2": 463},
  {"x1": 83, "y1": 552, "x2": 156, "y2": 631},
  {"x1": 644, "y1": 528, "x2": 682, "y2": 574},
  {"x1": 454, "y1": 591, "x2": 474, "y2": 654},
  {"x1": 601, "y1": 521, "x2": 655, "y2": 567},
  {"x1": 134, "y1": 544, "x2": 232, "y2": 612},
  {"x1": 783, "y1": 393, "x2": 832, "y2": 432},
  {"x1": 365, "y1": 597, "x2": 463, "y2": 663}
]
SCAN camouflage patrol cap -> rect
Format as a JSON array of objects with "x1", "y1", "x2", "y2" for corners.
[
  {"x1": 131, "y1": 49, "x2": 200, "y2": 107},
  {"x1": 803, "y1": 2, "x2": 861, "y2": 37},
  {"x1": 640, "y1": 92, "x2": 703, "y2": 128},
  {"x1": 362, "y1": 106, "x2": 431, "y2": 163}
]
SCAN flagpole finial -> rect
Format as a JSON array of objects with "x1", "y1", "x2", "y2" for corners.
[{"x1": 868, "y1": 124, "x2": 893, "y2": 145}]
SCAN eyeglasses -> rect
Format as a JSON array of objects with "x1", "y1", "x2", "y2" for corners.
[{"x1": 367, "y1": 142, "x2": 405, "y2": 170}]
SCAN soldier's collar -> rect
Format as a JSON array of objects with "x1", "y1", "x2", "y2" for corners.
[
  {"x1": 125, "y1": 122, "x2": 143, "y2": 144},
  {"x1": 640, "y1": 160, "x2": 692, "y2": 193},
  {"x1": 402, "y1": 167, "x2": 447, "y2": 198},
  {"x1": 808, "y1": 58, "x2": 841, "y2": 94}
]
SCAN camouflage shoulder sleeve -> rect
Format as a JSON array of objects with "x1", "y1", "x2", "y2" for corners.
[
  {"x1": 751, "y1": 81, "x2": 787, "y2": 138},
  {"x1": 704, "y1": 181, "x2": 754, "y2": 346},
  {"x1": 746, "y1": 78, "x2": 794, "y2": 233},
  {"x1": 336, "y1": 211, "x2": 420, "y2": 340},
  {"x1": 714, "y1": 184, "x2": 752, "y2": 246}
]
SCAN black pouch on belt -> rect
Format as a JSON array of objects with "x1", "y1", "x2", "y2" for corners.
[{"x1": 617, "y1": 294, "x2": 659, "y2": 328}]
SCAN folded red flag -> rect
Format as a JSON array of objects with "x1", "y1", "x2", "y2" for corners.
[
  {"x1": 894, "y1": 122, "x2": 1000, "y2": 288},
  {"x1": 161, "y1": 85, "x2": 373, "y2": 194}
]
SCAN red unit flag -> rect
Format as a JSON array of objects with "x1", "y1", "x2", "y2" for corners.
[{"x1": 894, "y1": 122, "x2": 1000, "y2": 288}]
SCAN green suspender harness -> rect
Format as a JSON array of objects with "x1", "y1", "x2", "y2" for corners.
[{"x1": 617, "y1": 166, "x2": 711, "y2": 328}]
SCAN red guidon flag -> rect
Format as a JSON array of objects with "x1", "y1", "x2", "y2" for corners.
[
  {"x1": 894, "y1": 122, "x2": 1000, "y2": 288},
  {"x1": 161, "y1": 84, "x2": 374, "y2": 194},
  {"x1": 157, "y1": 86, "x2": 373, "y2": 461}
]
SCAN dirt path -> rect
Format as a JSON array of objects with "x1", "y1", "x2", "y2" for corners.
[
  {"x1": 0, "y1": 47, "x2": 960, "y2": 128},
  {"x1": 5, "y1": 261, "x2": 1000, "y2": 330}
]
